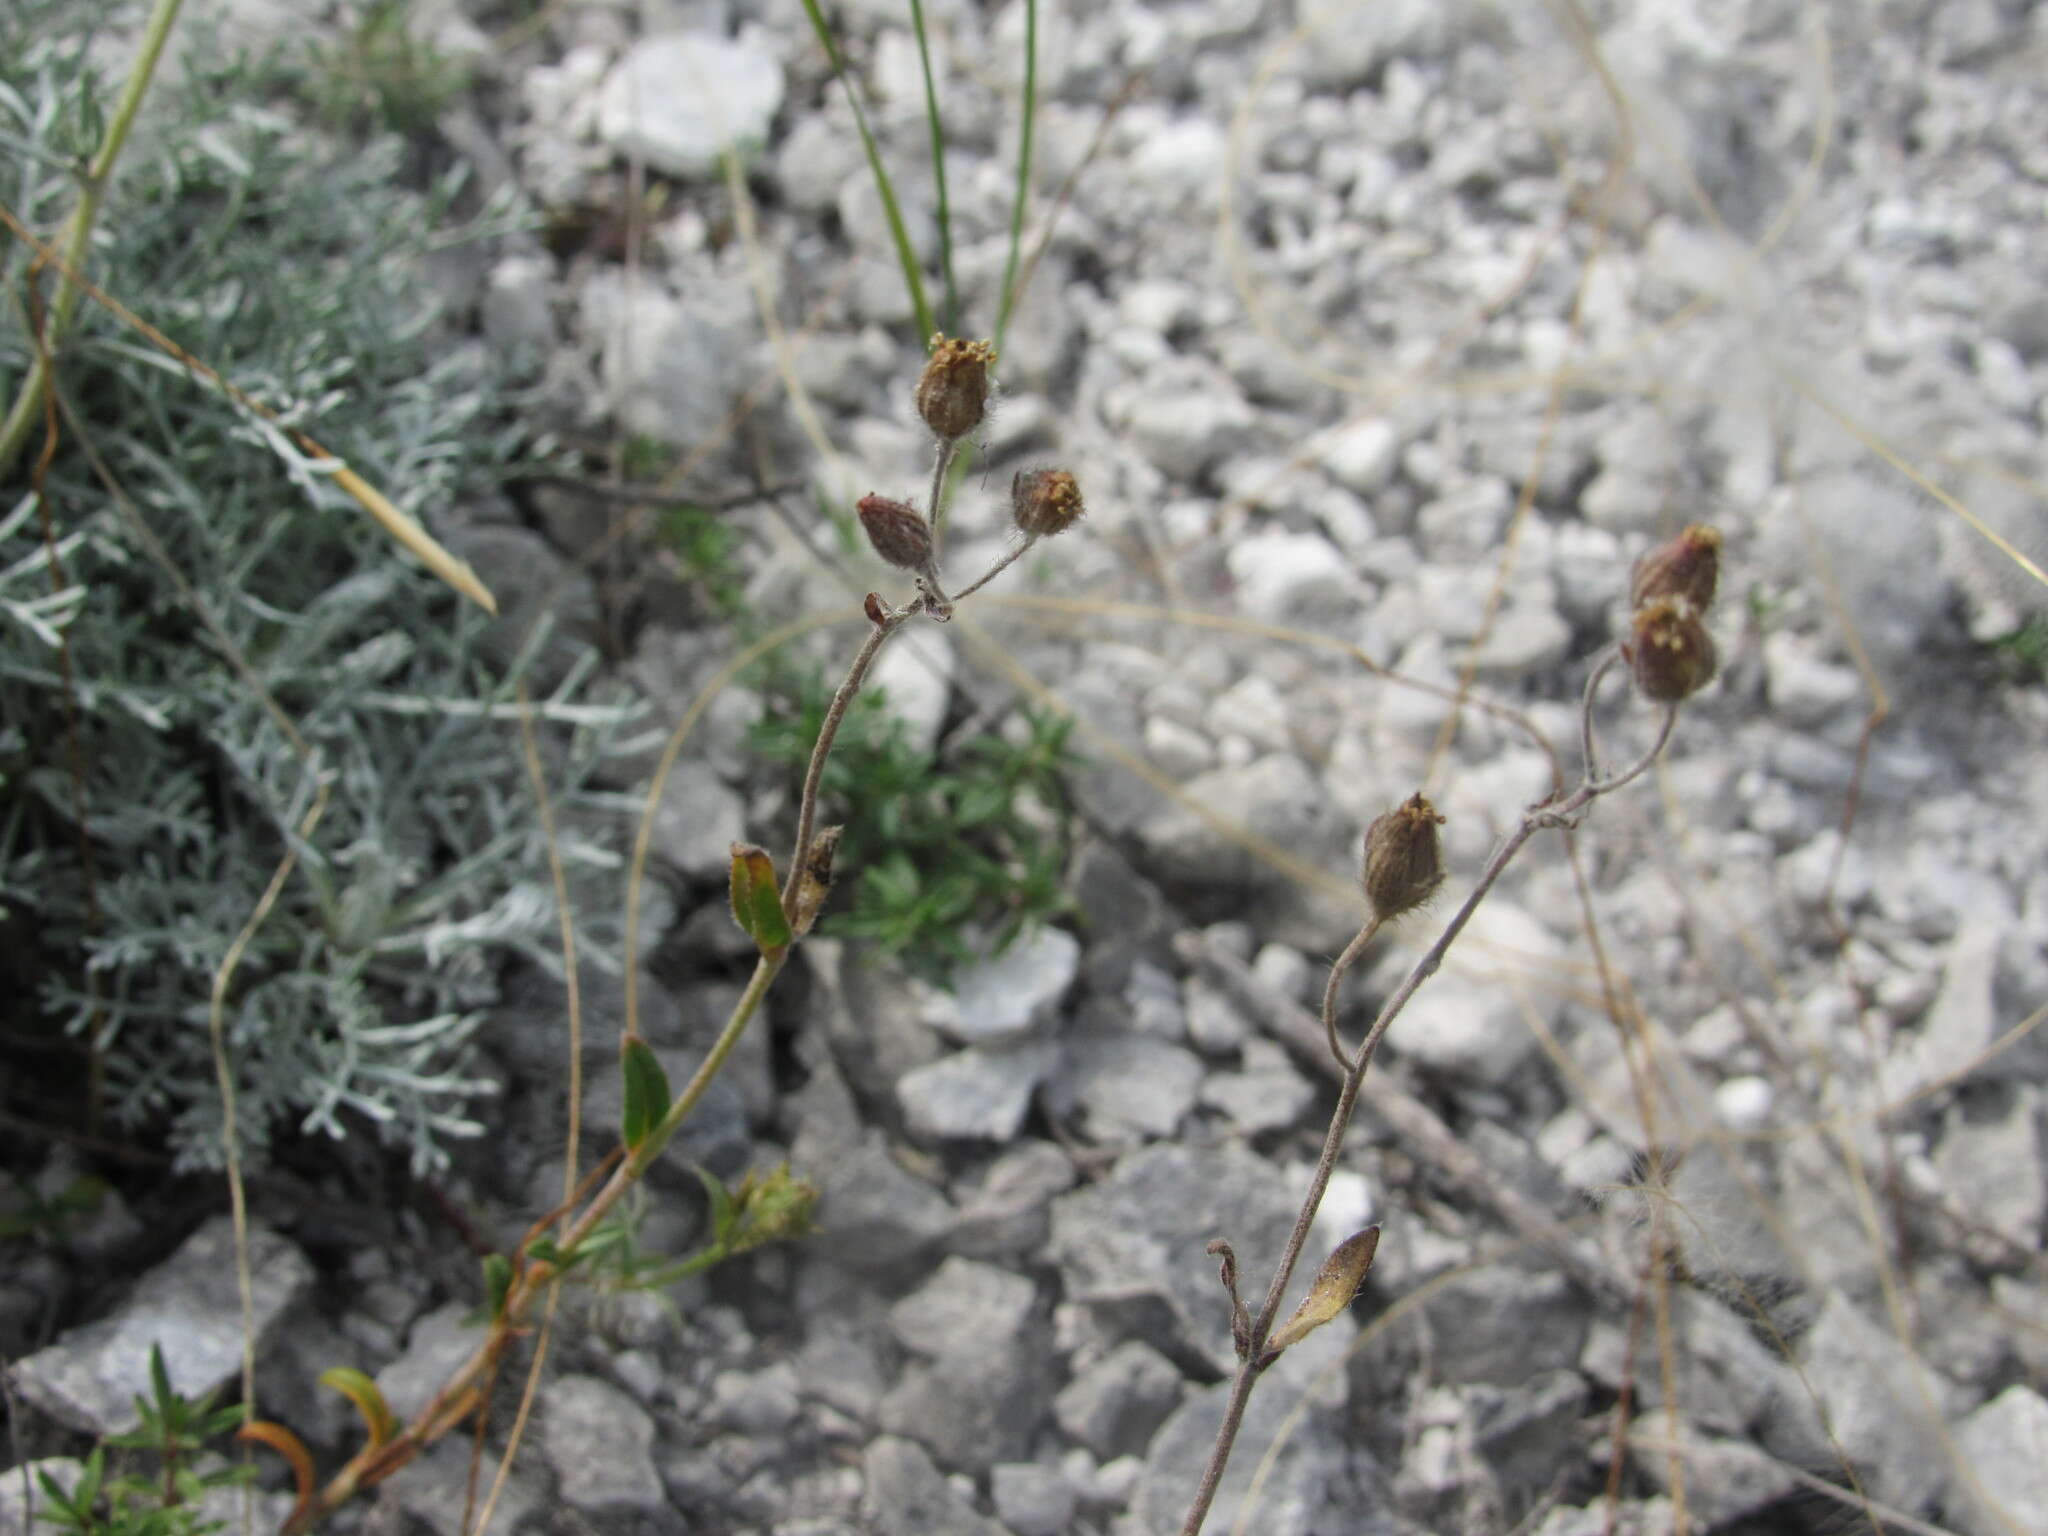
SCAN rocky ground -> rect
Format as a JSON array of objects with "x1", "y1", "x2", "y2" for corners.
[{"x1": 7, "y1": 0, "x2": 2048, "y2": 1533}]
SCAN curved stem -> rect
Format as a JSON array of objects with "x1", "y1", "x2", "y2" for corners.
[
  {"x1": 1319, "y1": 917, "x2": 1380, "y2": 1072},
  {"x1": 1579, "y1": 647, "x2": 1621, "y2": 780}
]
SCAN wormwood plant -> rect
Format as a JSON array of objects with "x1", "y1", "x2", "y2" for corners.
[
  {"x1": 1178, "y1": 527, "x2": 1726, "y2": 1534},
  {"x1": 0, "y1": 5, "x2": 634, "y2": 1172}
]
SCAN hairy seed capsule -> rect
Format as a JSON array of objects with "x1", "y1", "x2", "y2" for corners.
[
  {"x1": 1011, "y1": 468, "x2": 1084, "y2": 539},
  {"x1": 857, "y1": 494, "x2": 934, "y2": 571},
  {"x1": 1361, "y1": 793, "x2": 1446, "y2": 922},
  {"x1": 1625, "y1": 596, "x2": 1718, "y2": 702},
  {"x1": 1630, "y1": 523, "x2": 1722, "y2": 613},
  {"x1": 915, "y1": 334, "x2": 997, "y2": 440}
]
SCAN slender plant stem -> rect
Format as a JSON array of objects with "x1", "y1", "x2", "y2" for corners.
[
  {"x1": 795, "y1": 0, "x2": 934, "y2": 342},
  {"x1": 781, "y1": 612, "x2": 910, "y2": 912},
  {"x1": 639, "y1": 951, "x2": 784, "y2": 1169},
  {"x1": 0, "y1": 0, "x2": 188, "y2": 480},
  {"x1": 925, "y1": 435, "x2": 961, "y2": 546},
  {"x1": 950, "y1": 533, "x2": 1037, "y2": 602},
  {"x1": 1181, "y1": 1060, "x2": 1367, "y2": 1534},
  {"x1": 1319, "y1": 916, "x2": 1381, "y2": 1071},
  {"x1": 993, "y1": 0, "x2": 1038, "y2": 350},
  {"x1": 906, "y1": 0, "x2": 958, "y2": 335},
  {"x1": 1181, "y1": 652, "x2": 1683, "y2": 1536}
]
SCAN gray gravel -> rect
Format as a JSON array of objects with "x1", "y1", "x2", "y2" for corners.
[{"x1": 10, "y1": 1, "x2": 2048, "y2": 1534}]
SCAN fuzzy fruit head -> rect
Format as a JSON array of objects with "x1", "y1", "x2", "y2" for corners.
[
  {"x1": 1630, "y1": 524, "x2": 1722, "y2": 613},
  {"x1": 1361, "y1": 793, "x2": 1446, "y2": 922},
  {"x1": 1625, "y1": 597, "x2": 1718, "y2": 702},
  {"x1": 1011, "y1": 468, "x2": 1084, "y2": 539},
  {"x1": 857, "y1": 494, "x2": 934, "y2": 571},
  {"x1": 916, "y1": 334, "x2": 996, "y2": 441}
]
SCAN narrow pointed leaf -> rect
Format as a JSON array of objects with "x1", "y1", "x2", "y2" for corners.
[
  {"x1": 481, "y1": 1253, "x2": 513, "y2": 1319},
  {"x1": 1265, "y1": 1226, "x2": 1380, "y2": 1355},
  {"x1": 148, "y1": 1341, "x2": 173, "y2": 1413},
  {"x1": 728, "y1": 842, "x2": 793, "y2": 954},
  {"x1": 239, "y1": 1420, "x2": 316, "y2": 1531},
  {"x1": 694, "y1": 1163, "x2": 738, "y2": 1246},
  {"x1": 319, "y1": 1366, "x2": 399, "y2": 1449},
  {"x1": 620, "y1": 1034, "x2": 671, "y2": 1151}
]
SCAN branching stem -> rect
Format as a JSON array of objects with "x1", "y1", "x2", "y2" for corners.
[
  {"x1": 290, "y1": 449, "x2": 1038, "y2": 1533},
  {"x1": 1181, "y1": 650, "x2": 1682, "y2": 1536}
]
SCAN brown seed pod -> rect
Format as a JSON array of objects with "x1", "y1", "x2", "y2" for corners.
[
  {"x1": 1011, "y1": 468, "x2": 1084, "y2": 539},
  {"x1": 1629, "y1": 523, "x2": 1722, "y2": 613},
  {"x1": 1624, "y1": 596, "x2": 1718, "y2": 702},
  {"x1": 1361, "y1": 792, "x2": 1446, "y2": 922},
  {"x1": 915, "y1": 334, "x2": 997, "y2": 441},
  {"x1": 856, "y1": 494, "x2": 934, "y2": 572}
]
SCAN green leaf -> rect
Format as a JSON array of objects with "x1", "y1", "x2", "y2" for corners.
[
  {"x1": 694, "y1": 1163, "x2": 738, "y2": 1246},
  {"x1": 1265, "y1": 1226, "x2": 1380, "y2": 1356},
  {"x1": 620, "y1": 1034, "x2": 671, "y2": 1152},
  {"x1": 728, "y1": 842, "x2": 793, "y2": 955},
  {"x1": 994, "y1": 0, "x2": 1038, "y2": 350},
  {"x1": 481, "y1": 1252, "x2": 512, "y2": 1319},
  {"x1": 148, "y1": 1340, "x2": 174, "y2": 1419}
]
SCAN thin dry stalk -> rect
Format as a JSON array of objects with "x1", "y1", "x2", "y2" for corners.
[{"x1": 1180, "y1": 649, "x2": 1687, "y2": 1536}]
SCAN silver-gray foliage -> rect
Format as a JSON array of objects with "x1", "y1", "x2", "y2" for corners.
[{"x1": 0, "y1": 6, "x2": 637, "y2": 1173}]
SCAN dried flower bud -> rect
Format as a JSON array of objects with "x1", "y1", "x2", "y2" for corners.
[
  {"x1": 1625, "y1": 596, "x2": 1718, "y2": 702},
  {"x1": 916, "y1": 334, "x2": 997, "y2": 440},
  {"x1": 1361, "y1": 793, "x2": 1446, "y2": 922},
  {"x1": 857, "y1": 494, "x2": 933, "y2": 571},
  {"x1": 1011, "y1": 468, "x2": 1084, "y2": 539},
  {"x1": 1630, "y1": 523, "x2": 1722, "y2": 613}
]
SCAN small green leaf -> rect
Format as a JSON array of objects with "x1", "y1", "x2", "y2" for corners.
[
  {"x1": 148, "y1": 1341, "x2": 173, "y2": 1415},
  {"x1": 1265, "y1": 1226, "x2": 1380, "y2": 1356},
  {"x1": 620, "y1": 1034, "x2": 671, "y2": 1152},
  {"x1": 319, "y1": 1365, "x2": 399, "y2": 1449},
  {"x1": 694, "y1": 1164, "x2": 738, "y2": 1246},
  {"x1": 481, "y1": 1252, "x2": 513, "y2": 1319},
  {"x1": 728, "y1": 842, "x2": 793, "y2": 954}
]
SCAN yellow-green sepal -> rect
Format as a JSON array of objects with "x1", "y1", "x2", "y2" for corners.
[{"x1": 728, "y1": 842, "x2": 793, "y2": 956}]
